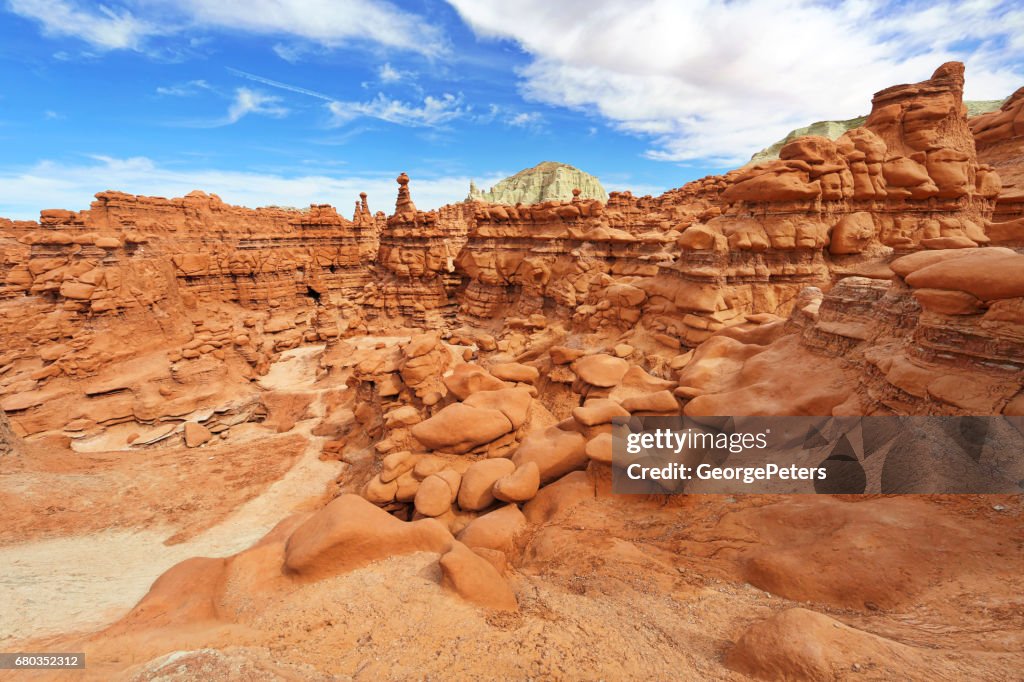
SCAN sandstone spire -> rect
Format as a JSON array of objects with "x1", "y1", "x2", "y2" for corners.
[{"x1": 395, "y1": 172, "x2": 417, "y2": 214}]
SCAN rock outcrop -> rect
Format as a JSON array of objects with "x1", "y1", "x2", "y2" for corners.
[
  {"x1": 750, "y1": 97, "x2": 1004, "y2": 164},
  {"x1": 971, "y1": 86, "x2": 1024, "y2": 228},
  {"x1": 749, "y1": 115, "x2": 868, "y2": 164},
  {"x1": 467, "y1": 161, "x2": 608, "y2": 205}
]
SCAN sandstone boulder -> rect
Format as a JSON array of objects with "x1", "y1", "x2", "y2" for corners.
[
  {"x1": 488, "y1": 362, "x2": 540, "y2": 384},
  {"x1": 573, "y1": 354, "x2": 629, "y2": 387},
  {"x1": 458, "y1": 458, "x2": 516, "y2": 511},
  {"x1": 493, "y1": 461, "x2": 541, "y2": 503},
  {"x1": 572, "y1": 398, "x2": 630, "y2": 427},
  {"x1": 585, "y1": 433, "x2": 613, "y2": 464},
  {"x1": 620, "y1": 390, "x2": 679, "y2": 413},
  {"x1": 443, "y1": 364, "x2": 508, "y2": 400},
  {"x1": 904, "y1": 250, "x2": 1024, "y2": 300},
  {"x1": 457, "y1": 503, "x2": 528, "y2": 556},
  {"x1": 463, "y1": 386, "x2": 534, "y2": 429},
  {"x1": 414, "y1": 474, "x2": 457, "y2": 517},
  {"x1": 511, "y1": 426, "x2": 588, "y2": 484},
  {"x1": 363, "y1": 475, "x2": 398, "y2": 505},
  {"x1": 283, "y1": 494, "x2": 452, "y2": 580},
  {"x1": 411, "y1": 403, "x2": 513, "y2": 454},
  {"x1": 439, "y1": 542, "x2": 518, "y2": 611}
]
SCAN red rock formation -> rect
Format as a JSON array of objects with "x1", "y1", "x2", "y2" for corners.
[
  {"x1": 2, "y1": 61, "x2": 1024, "y2": 682},
  {"x1": 971, "y1": 87, "x2": 1024, "y2": 243},
  {"x1": 370, "y1": 174, "x2": 475, "y2": 328}
]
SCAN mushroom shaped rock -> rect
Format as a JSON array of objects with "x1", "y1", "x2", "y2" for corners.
[
  {"x1": 283, "y1": 494, "x2": 452, "y2": 580},
  {"x1": 411, "y1": 403, "x2": 513, "y2": 454}
]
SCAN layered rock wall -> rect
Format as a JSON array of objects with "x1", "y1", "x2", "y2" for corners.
[
  {"x1": 1, "y1": 61, "x2": 1021, "y2": 436},
  {"x1": 972, "y1": 87, "x2": 1024, "y2": 231}
]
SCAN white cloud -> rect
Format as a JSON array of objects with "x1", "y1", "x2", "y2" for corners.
[
  {"x1": 156, "y1": 79, "x2": 211, "y2": 96},
  {"x1": 271, "y1": 42, "x2": 308, "y2": 63},
  {"x1": 8, "y1": 0, "x2": 446, "y2": 57},
  {"x1": 0, "y1": 155, "x2": 505, "y2": 220},
  {"x1": 176, "y1": 0, "x2": 446, "y2": 57},
  {"x1": 328, "y1": 93, "x2": 465, "y2": 127},
  {"x1": 379, "y1": 63, "x2": 402, "y2": 83},
  {"x1": 447, "y1": 0, "x2": 1024, "y2": 164},
  {"x1": 507, "y1": 111, "x2": 543, "y2": 128},
  {"x1": 225, "y1": 87, "x2": 289, "y2": 124},
  {"x1": 8, "y1": 0, "x2": 166, "y2": 50}
]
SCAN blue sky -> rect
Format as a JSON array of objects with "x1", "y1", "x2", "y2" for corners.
[{"x1": 1, "y1": 0, "x2": 1022, "y2": 219}]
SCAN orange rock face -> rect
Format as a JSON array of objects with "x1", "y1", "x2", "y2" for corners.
[{"x1": 2, "y1": 61, "x2": 1023, "y2": 681}]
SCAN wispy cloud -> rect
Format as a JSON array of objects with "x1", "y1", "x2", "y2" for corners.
[
  {"x1": 156, "y1": 79, "x2": 211, "y2": 97},
  {"x1": 0, "y1": 155, "x2": 505, "y2": 219},
  {"x1": 507, "y1": 111, "x2": 544, "y2": 129},
  {"x1": 378, "y1": 62, "x2": 403, "y2": 83},
  {"x1": 8, "y1": 0, "x2": 447, "y2": 57},
  {"x1": 226, "y1": 67, "x2": 335, "y2": 101},
  {"x1": 472, "y1": 104, "x2": 545, "y2": 129},
  {"x1": 178, "y1": 0, "x2": 447, "y2": 57},
  {"x1": 449, "y1": 0, "x2": 1024, "y2": 164},
  {"x1": 225, "y1": 87, "x2": 288, "y2": 124},
  {"x1": 271, "y1": 42, "x2": 310, "y2": 63},
  {"x1": 223, "y1": 67, "x2": 463, "y2": 129},
  {"x1": 8, "y1": 0, "x2": 167, "y2": 50},
  {"x1": 328, "y1": 93, "x2": 465, "y2": 128}
]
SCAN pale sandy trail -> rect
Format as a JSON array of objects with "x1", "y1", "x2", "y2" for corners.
[{"x1": 0, "y1": 344, "x2": 349, "y2": 644}]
